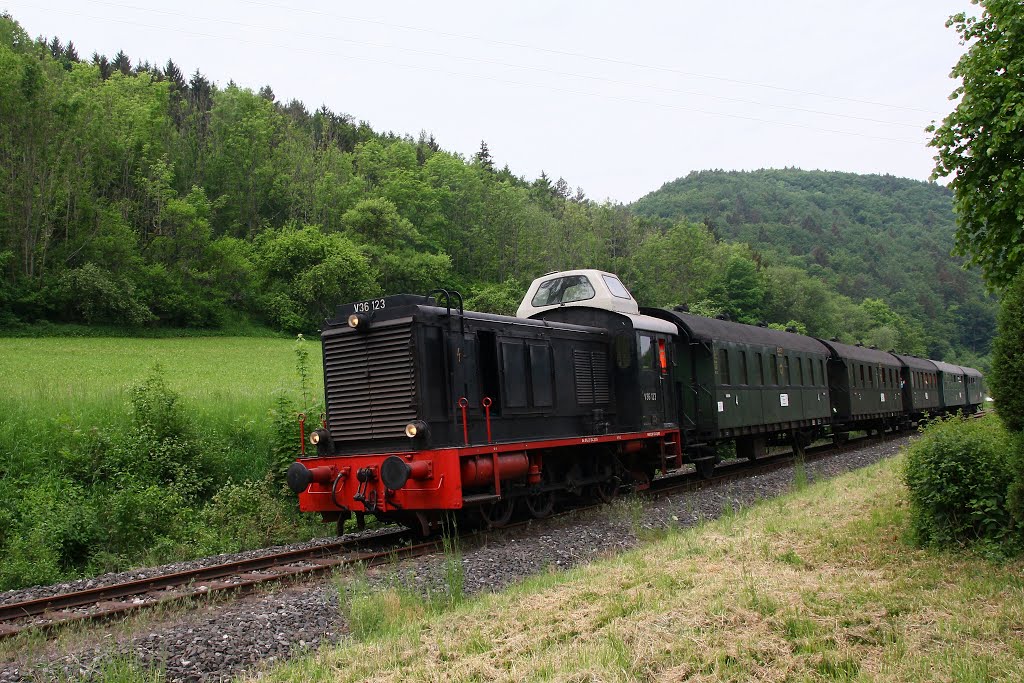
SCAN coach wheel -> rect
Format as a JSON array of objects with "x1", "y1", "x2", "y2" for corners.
[
  {"x1": 525, "y1": 490, "x2": 555, "y2": 519},
  {"x1": 479, "y1": 497, "x2": 515, "y2": 528}
]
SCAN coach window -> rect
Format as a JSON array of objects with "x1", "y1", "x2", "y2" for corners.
[
  {"x1": 859, "y1": 364, "x2": 865, "y2": 388},
  {"x1": 797, "y1": 357, "x2": 805, "y2": 386},
  {"x1": 770, "y1": 354, "x2": 779, "y2": 385},
  {"x1": 809, "y1": 358, "x2": 816, "y2": 386},
  {"x1": 739, "y1": 351, "x2": 749, "y2": 385},
  {"x1": 819, "y1": 359, "x2": 825, "y2": 387},
  {"x1": 718, "y1": 348, "x2": 731, "y2": 384},
  {"x1": 757, "y1": 353, "x2": 765, "y2": 385}
]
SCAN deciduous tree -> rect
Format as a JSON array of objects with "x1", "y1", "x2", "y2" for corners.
[{"x1": 930, "y1": 0, "x2": 1024, "y2": 289}]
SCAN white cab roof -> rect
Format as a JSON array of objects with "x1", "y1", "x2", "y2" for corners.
[{"x1": 516, "y1": 269, "x2": 640, "y2": 318}]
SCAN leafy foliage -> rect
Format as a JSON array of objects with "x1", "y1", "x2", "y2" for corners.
[
  {"x1": 632, "y1": 169, "x2": 995, "y2": 361},
  {"x1": 929, "y1": 0, "x2": 1024, "y2": 290},
  {"x1": 991, "y1": 275, "x2": 1024, "y2": 432}
]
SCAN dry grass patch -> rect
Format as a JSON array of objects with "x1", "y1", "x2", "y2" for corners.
[{"x1": 259, "y1": 456, "x2": 1024, "y2": 682}]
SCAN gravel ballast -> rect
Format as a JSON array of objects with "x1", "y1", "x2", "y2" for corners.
[{"x1": 0, "y1": 436, "x2": 911, "y2": 682}]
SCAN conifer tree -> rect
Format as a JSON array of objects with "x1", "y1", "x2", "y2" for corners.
[
  {"x1": 474, "y1": 140, "x2": 494, "y2": 172},
  {"x1": 164, "y1": 58, "x2": 185, "y2": 90},
  {"x1": 112, "y1": 49, "x2": 131, "y2": 75},
  {"x1": 92, "y1": 52, "x2": 113, "y2": 79}
]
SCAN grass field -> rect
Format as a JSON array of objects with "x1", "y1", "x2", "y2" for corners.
[
  {"x1": 260, "y1": 454, "x2": 1024, "y2": 682},
  {"x1": 0, "y1": 335, "x2": 327, "y2": 588},
  {"x1": 0, "y1": 336, "x2": 323, "y2": 477},
  {"x1": 0, "y1": 336, "x2": 322, "y2": 417}
]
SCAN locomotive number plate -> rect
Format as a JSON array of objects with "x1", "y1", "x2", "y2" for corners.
[{"x1": 353, "y1": 298, "x2": 387, "y2": 313}]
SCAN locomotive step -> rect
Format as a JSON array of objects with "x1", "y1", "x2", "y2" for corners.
[{"x1": 462, "y1": 494, "x2": 501, "y2": 505}]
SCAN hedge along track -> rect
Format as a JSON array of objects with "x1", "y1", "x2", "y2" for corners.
[{"x1": 0, "y1": 419, "x2": 952, "y2": 642}]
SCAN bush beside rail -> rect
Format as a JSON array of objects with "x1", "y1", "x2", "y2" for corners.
[{"x1": 903, "y1": 413, "x2": 1023, "y2": 553}]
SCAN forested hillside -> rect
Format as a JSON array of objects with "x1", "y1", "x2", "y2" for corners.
[
  {"x1": 633, "y1": 169, "x2": 995, "y2": 366},
  {"x1": 0, "y1": 14, "x2": 990, "y2": 365}
]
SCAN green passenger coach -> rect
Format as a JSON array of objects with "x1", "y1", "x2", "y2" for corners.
[
  {"x1": 644, "y1": 309, "x2": 831, "y2": 463},
  {"x1": 818, "y1": 339, "x2": 905, "y2": 434}
]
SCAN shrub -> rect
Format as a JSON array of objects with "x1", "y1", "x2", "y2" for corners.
[
  {"x1": 0, "y1": 476, "x2": 100, "y2": 589},
  {"x1": 194, "y1": 478, "x2": 303, "y2": 554},
  {"x1": 57, "y1": 263, "x2": 155, "y2": 326},
  {"x1": 903, "y1": 414, "x2": 1018, "y2": 549},
  {"x1": 103, "y1": 478, "x2": 187, "y2": 557}
]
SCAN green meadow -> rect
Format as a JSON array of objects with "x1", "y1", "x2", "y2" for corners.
[{"x1": 0, "y1": 336, "x2": 328, "y2": 589}]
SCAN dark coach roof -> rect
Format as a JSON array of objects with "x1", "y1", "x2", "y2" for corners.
[
  {"x1": 643, "y1": 308, "x2": 830, "y2": 355},
  {"x1": 931, "y1": 360, "x2": 965, "y2": 376},
  {"x1": 817, "y1": 339, "x2": 902, "y2": 366},
  {"x1": 892, "y1": 354, "x2": 938, "y2": 372},
  {"x1": 960, "y1": 365, "x2": 983, "y2": 378}
]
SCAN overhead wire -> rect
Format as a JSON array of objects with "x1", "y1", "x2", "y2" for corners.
[
  {"x1": 15, "y1": 2, "x2": 928, "y2": 145},
  {"x1": 237, "y1": 0, "x2": 945, "y2": 117},
  {"x1": 60, "y1": 0, "x2": 927, "y2": 130}
]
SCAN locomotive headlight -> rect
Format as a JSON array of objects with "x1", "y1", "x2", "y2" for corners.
[
  {"x1": 347, "y1": 313, "x2": 369, "y2": 330},
  {"x1": 309, "y1": 430, "x2": 320, "y2": 445},
  {"x1": 404, "y1": 420, "x2": 428, "y2": 438}
]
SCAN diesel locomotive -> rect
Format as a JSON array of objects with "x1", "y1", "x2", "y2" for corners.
[{"x1": 287, "y1": 270, "x2": 985, "y2": 534}]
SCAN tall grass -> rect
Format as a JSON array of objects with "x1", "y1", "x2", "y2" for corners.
[
  {"x1": 0, "y1": 337, "x2": 323, "y2": 477},
  {"x1": 0, "y1": 336, "x2": 328, "y2": 589}
]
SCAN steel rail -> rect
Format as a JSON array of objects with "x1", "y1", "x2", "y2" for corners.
[{"x1": 0, "y1": 527, "x2": 417, "y2": 640}]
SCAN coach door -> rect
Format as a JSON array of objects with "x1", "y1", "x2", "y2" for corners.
[{"x1": 637, "y1": 332, "x2": 672, "y2": 428}]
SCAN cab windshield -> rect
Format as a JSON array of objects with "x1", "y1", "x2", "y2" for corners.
[{"x1": 531, "y1": 275, "x2": 596, "y2": 307}]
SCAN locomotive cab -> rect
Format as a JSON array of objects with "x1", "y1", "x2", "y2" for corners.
[{"x1": 518, "y1": 270, "x2": 679, "y2": 432}]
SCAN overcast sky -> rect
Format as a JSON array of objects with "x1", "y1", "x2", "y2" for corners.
[{"x1": 7, "y1": 0, "x2": 972, "y2": 203}]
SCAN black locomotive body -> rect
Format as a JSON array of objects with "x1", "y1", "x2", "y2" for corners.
[{"x1": 318, "y1": 293, "x2": 617, "y2": 456}]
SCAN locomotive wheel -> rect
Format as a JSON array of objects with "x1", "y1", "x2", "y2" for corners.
[
  {"x1": 479, "y1": 497, "x2": 515, "y2": 528},
  {"x1": 593, "y1": 477, "x2": 619, "y2": 503},
  {"x1": 696, "y1": 458, "x2": 716, "y2": 480},
  {"x1": 525, "y1": 491, "x2": 555, "y2": 518}
]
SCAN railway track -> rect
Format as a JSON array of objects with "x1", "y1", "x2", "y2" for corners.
[
  {"x1": 0, "y1": 426, "x2": 926, "y2": 641},
  {"x1": 0, "y1": 528, "x2": 431, "y2": 641}
]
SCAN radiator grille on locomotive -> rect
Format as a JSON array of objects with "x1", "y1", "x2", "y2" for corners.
[
  {"x1": 574, "y1": 349, "x2": 610, "y2": 405},
  {"x1": 323, "y1": 321, "x2": 416, "y2": 440}
]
